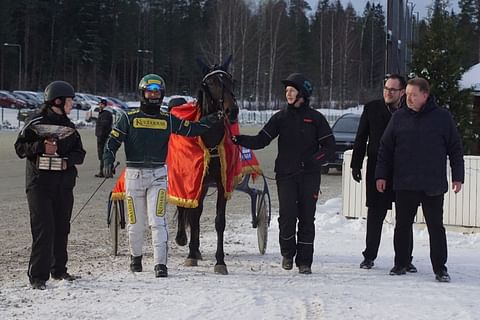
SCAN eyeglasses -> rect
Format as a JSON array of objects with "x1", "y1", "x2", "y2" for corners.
[
  {"x1": 384, "y1": 86, "x2": 403, "y2": 93},
  {"x1": 145, "y1": 83, "x2": 162, "y2": 91}
]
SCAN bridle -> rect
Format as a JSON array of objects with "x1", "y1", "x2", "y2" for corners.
[{"x1": 200, "y1": 69, "x2": 236, "y2": 119}]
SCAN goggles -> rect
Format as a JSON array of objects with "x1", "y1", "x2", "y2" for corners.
[{"x1": 145, "y1": 83, "x2": 162, "y2": 91}]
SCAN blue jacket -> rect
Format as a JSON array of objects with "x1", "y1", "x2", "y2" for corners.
[{"x1": 375, "y1": 96, "x2": 464, "y2": 194}]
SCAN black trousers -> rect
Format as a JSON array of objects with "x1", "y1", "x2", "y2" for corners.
[
  {"x1": 362, "y1": 206, "x2": 413, "y2": 261},
  {"x1": 27, "y1": 185, "x2": 74, "y2": 282},
  {"x1": 394, "y1": 191, "x2": 447, "y2": 273},
  {"x1": 97, "y1": 138, "x2": 106, "y2": 173},
  {"x1": 276, "y1": 172, "x2": 320, "y2": 267}
]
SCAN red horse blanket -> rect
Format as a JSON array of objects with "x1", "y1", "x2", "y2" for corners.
[
  {"x1": 166, "y1": 102, "x2": 259, "y2": 208},
  {"x1": 109, "y1": 103, "x2": 262, "y2": 208}
]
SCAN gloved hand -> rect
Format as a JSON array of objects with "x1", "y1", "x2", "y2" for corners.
[
  {"x1": 231, "y1": 135, "x2": 243, "y2": 145},
  {"x1": 103, "y1": 162, "x2": 115, "y2": 178},
  {"x1": 205, "y1": 111, "x2": 224, "y2": 125},
  {"x1": 352, "y1": 168, "x2": 362, "y2": 183}
]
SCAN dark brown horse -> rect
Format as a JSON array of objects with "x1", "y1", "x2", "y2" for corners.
[{"x1": 174, "y1": 56, "x2": 239, "y2": 274}]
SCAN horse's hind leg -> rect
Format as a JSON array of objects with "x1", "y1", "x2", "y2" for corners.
[
  {"x1": 175, "y1": 207, "x2": 188, "y2": 246},
  {"x1": 213, "y1": 191, "x2": 228, "y2": 275}
]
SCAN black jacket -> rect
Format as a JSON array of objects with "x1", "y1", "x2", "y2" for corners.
[
  {"x1": 351, "y1": 99, "x2": 396, "y2": 208},
  {"x1": 14, "y1": 108, "x2": 86, "y2": 191},
  {"x1": 95, "y1": 108, "x2": 113, "y2": 141},
  {"x1": 236, "y1": 104, "x2": 335, "y2": 178},
  {"x1": 375, "y1": 96, "x2": 464, "y2": 194}
]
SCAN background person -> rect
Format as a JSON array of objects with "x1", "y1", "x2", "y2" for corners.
[
  {"x1": 232, "y1": 73, "x2": 335, "y2": 274},
  {"x1": 14, "y1": 80, "x2": 86, "y2": 290},
  {"x1": 94, "y1": 98, "x2": 113, "y2": 178},
  {"x1": 375, "y1": 77, "x2": 464, "y2": 282},
  {"x1": 350, "y1": 74, "x2": 415, "y2": 272}
]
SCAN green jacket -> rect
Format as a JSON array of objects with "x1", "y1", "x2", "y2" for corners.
[{"x1": 103, "y1": 108, "x2": 216, "y2": 168}]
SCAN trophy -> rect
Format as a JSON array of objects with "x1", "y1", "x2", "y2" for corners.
[{"x1": 31, "y1": 124, "x2": 76, "y2": 171}]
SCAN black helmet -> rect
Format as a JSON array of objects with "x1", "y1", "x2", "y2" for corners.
[
  {"x1": 281, "y1": 73, "x2": 313, "y2": 99},
  {"x1": 44, "y1": 80, "x2": 75, "y2": 103},
  {"x1": 99, "y1": 98, "x2": 108, "y2": 105},
  {"x1": 138, "y1": 74, "x2": 166, "y2": 106}
]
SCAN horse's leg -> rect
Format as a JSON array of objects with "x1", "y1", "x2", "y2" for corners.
[
  {"x1": 184, "y1": 206, "x2": 203, "y2": 266},
  {"x1": 175, "y1": 206, "x2": 188, "y2": 246},
  {"x1": 213, "y1": 182, "x2": 228, "y2": 275}
]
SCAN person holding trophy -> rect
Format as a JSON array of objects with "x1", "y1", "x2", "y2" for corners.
[{"x1": 14, "y1": 80, "x2": 86, "y2": 290}]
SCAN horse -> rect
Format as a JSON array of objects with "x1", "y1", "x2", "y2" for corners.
[{"x1": 172, "y1": 56, "x2": 239, "y2": 275}]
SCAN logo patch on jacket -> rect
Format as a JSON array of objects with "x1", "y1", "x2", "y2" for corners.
[
  {"x1": 304, "y1": 118, "x2": 313, "y2": 123},
  {"x1": 133, "y1": 118, "x2": 167, "y2": 129}
]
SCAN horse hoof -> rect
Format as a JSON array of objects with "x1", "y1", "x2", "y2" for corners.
[
  {"x1": 194, "y1": 251, "x2": 203, "y2": 260},
  {"x1": 175, "y1": 235, "x2": 187, "y2": 246},
  {"x1": 214, "y1": 265, "x2": 228, "y2": 275},
  {"x1": 185, "y1": 258, "x2": 198, "y2": 267}
]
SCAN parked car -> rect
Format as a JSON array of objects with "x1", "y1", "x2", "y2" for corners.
[
  {"x1": 85, "y1": 105, "x2": 124, "y2": 123},
  {"x1": 0, "y1": 90, "x2": 27, "y2": 109},
  {"x1": 12, "y1": 91, "x2": 40, "y2": 109},
  {"x1": 322, "y1": 113, "x2": 361, "y2": 174},
  {"x1": 106, "y1": 97, "x2": 129, "y2": 110}
]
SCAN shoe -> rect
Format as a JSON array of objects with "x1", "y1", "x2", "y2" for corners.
[
  {"x1": 282, "y1": 257, "x2": 293, "y2": 270},
  {"x1": 51, "y1": 272, "x2": 80, "y2": 281},
  {"x1": 298, "y1": 265, "x2": 312, "y2": 274},
  {"x1": 154, "y1": 264, "x2": 168, "y2": 278},
  {"x1": 389, "y1": 265, "x2": 407, "y2": 275},
  {"x1": 94, "y1": 173, "x2": 104, "y2": 178},
  {"x1": 130, "y1": 255, "x2": 143, "y2": 272},
  {"x1": 407, "y1": 263, "x2": 417, "y2": 273},
  {"x1": 435, "y1": 270, "x2": 451, "y2": 283},
  {"x1": 30, "y1": 279, "x2": 46, "y2": 290},
  {"x1": 360, "y1": 258, "x2": 374, "y2": 269}
]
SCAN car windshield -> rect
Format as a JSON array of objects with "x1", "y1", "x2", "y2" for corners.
[{"x1": 333, "y1": 116, "x2": 360, "y2": 133}]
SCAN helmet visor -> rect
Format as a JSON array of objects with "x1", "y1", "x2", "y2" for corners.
[{"x1": 145, "y1": 83, "x2": 162, "y2": 91}]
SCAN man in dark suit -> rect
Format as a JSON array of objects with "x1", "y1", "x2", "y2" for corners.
[
  {"x1": 376, "y1": 77, "x2": 464, "y2": 282},
  {"x1": 350, "y1": 74, "x2": 415, "y2": 271}
]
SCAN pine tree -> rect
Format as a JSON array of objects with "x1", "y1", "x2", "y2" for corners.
[{"x1": 411, "y1": 0, "x2": 476, "y2": 154}]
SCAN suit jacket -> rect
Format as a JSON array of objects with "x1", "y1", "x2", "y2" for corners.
[{"x1": 351, "y1": 99, "x2": 395, "y2": 209}]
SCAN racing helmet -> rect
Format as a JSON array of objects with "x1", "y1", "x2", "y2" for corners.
[
  {"x1": 281, "y1": 73, "x2": 313, "y2": 99},
  {"x1": 138, "y1": 74, "x2": 166, "y2": 106}
]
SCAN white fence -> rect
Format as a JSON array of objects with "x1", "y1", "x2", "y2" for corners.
[{"x1": 342, "y1": 150, "x2": 480, "y2": 228}]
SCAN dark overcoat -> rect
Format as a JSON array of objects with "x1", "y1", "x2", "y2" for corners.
[{"x1": 351, "y1": 99, "x2": 395, "y2": 209}]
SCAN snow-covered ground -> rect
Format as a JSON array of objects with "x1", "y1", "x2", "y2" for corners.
[{"x1": 1, "y1": 198, "x2": 479, "y2": 320}]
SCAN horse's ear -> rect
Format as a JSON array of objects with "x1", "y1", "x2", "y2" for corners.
[
  {"x1": 196, "y1": 57, "x2": 211, "y2": 76},
  {"x1": 220, "y1": 55, "x2": 232, "y2": 71}
]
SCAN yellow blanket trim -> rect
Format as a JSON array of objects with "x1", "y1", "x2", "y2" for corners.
[
  {"x1": 167, "y1": 194, "x2": 199, "y2": 209},
  {"x1": 241, "y1": 165, "x2": 262, "y2": 176},
  {"x1": 111, "y1": 192, "x2": 125, "y2": 201}
]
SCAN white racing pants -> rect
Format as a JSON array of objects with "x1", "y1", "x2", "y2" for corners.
[{"x1": 125, "y1": 166, "x2": 168, "y2": 265}]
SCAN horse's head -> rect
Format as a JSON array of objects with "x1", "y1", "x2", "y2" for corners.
[{"x1": 197, "y1": 56, "x2": 239, "y2": 123}]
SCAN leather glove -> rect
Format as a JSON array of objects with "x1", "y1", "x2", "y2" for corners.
[
  {"x1": 231, "y1": 135, "x2": 243, "y2": 145},
  {"x1": 44, "y1": 138, "x2": 58, "y2": 155},
  {"x1": 352, "y1": 168, "x2": 362, "y2": 183},
  {"x1": 203, "y1": 111, "x2": 224, "y2": 126},
  {"x1": 103, "y1": 162, "x2": 115, "y2": 178}
]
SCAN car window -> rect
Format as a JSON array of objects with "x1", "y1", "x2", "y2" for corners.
[{"x1": 333, "y1": 116, "x2": 360, "y2": 133}]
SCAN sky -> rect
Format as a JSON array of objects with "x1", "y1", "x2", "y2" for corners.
[{"x1": 306, "y1": 0, "x2": 461, "y2": 18}]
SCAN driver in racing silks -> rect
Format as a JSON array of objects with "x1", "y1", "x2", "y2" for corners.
[
  {"x1": 14, "y1": 80, "x2": 86, "y2": 290},
  {"x1": 103, "y1": 74, "x2": 224, "y2": 278}
]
